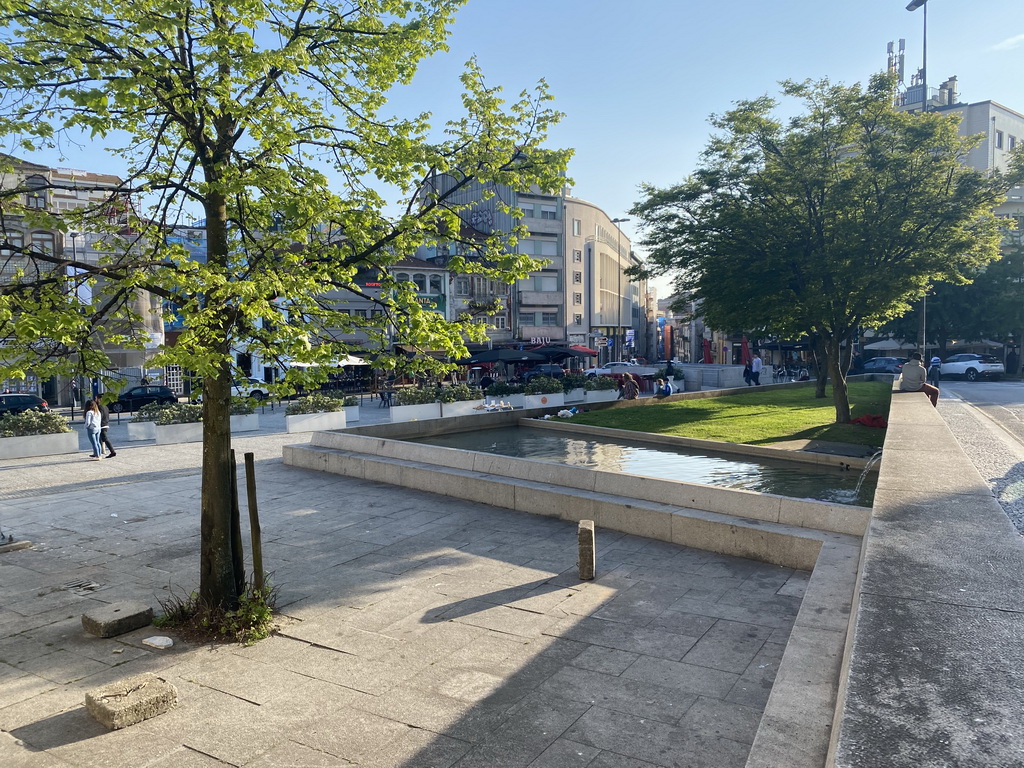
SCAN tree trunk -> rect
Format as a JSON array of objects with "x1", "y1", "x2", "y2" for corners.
[
  {"x1": 812, "y1": 333, "x2": 829, "y2": 399},
  {"x1": 198, "y1": 190, "x2": 239, "y2": 610},
  {"x1": 826, "y1": 335, "x2": 851, "y2": 423}
]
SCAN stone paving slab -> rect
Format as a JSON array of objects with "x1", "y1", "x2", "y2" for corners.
[{"x1": 1, "y1": 430, "x2": 809, "y2": 767}]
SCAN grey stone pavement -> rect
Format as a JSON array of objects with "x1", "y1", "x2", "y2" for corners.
[{"x1": 0, "y1": 401, "x2": 809, "y2": 767}]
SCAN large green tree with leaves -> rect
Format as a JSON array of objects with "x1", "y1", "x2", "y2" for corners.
[
  {"x1": 632, "y1": 74, "x2": 1021, "y2": 422},
  {"x1": 0, "y1": 0, "x2": 569, "y2": 611}
]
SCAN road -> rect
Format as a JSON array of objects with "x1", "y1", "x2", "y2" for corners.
[{"x1": 940, "y1": 379, "x2": 1024, "y2": 449}]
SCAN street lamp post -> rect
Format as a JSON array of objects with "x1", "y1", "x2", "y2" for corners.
[
  {"x1": 611, "y1": 217, "x2": 629, "y2": 362},
  {"x1": 907, "y1": 0, "x2": 929, "y2": 355}
]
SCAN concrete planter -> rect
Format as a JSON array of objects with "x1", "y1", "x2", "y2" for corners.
[
  {"x1": 127, "y1": 421, "x2": 157, "y2": 441},
  {"x1": 154, "y1": 421, "x2": 204, "y2": 445},
  {"x1": 586, "y1": 389, "x2": 619, "y2": 403},
  {"x1": 564, "y1": 387, "x2": 586, "y2": 403},
  {"x1": 0, "y1": 431, "x2": 80, "y2": 460},
  {"x1": 487, "y1": 393, "x2": 525, "y2": 410},
  {"x1": 390, "y1": 402, "x2": 442, "y2": 423},
  {"x1": 230, "y1": 413, "x2": 259, "y2": 433},
  {"x1": 524, "y1": 392, "x2": 565, "y2": 409},
  {"x1": 343, "y1": 405, "x2": 360, "y2": 423},
  {"x1": 440, "y1": 399, "x2": 486, "y2": 418},
  {"x1": 286, "y1": 410, "x2": 347, "y2": 434}
]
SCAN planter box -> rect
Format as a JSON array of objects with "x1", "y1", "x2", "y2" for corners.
[
  {"x1": 0, "y1": 431, "x2": 80, "y2": 460},
  {"x1": 524, "y1": 392, "x2": 565, "y2": 410},
  {"x1": 390, "y1": 402, "x2": 442, "y2": 423},
  {"x1": 586, "y1": 389, "x2": 619, "y2": 403},
  {"x1": 286, "y1": 410, "x2": 347, "y2": 434},
  {"x1": 127, "y1": 421, "x2": 157, "y2": 441},
  {"x1": 230, "y1": 413, "x2": 259, "y2": 433},
  {"x1": 564, "y1": 387, "x2": 585, "y2": 403},
  {"x1": 440, "y1": 399, "x2": 486, "y2": 418},
  {"x1": 343, "y1": 405, "x2": 360, "y2": 423},
  {"x1": 486, "y1": 394, "x2": 525, "y2": 410},
  {"x1": 154, "y1": 422, "x2": 204, "y2": 445}
]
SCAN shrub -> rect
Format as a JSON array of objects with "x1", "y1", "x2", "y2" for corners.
[
  {"x1": 285, "y1": 392, "x2": 345, "y2": 415},
  {"x1": 321, "y1": 391, "x2": 359, "y2": 407},
  {"x1": 484, "y1": 380, "x2": 524, "y2": 396},
  {"x1": 130, "y1": 402, "x2": 174, "y2": 423},
  {"x1": 435, "y1": 383, "x2": 480, "y2": 403},
  {"x1": 586, "y1": 375, "x2": 619, "y2": 391},
  {"x1": 395, "y1": 387, "x2": 438, "y2": 406},
  {"x1": 230, "y1": 398, "x2": 256, "y2": 415},
  {"x1": 524, "y1": 375, "x2": 563, "y2": 395},
  {"x1": 562, "y1": 373, "x2": 587, "y2": 393},
  {"x1": 0, "y1": 410, "x2": 72, "y2": 437},
  {"x1": 153, "y1": 403, "x2": 204, "y2": 425}
]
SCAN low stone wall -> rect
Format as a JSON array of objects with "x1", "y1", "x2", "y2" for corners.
[{"x1": 826, "y1": 386, "x2": 1024, "y2": 766}]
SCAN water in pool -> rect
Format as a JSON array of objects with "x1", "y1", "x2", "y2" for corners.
[{"x1": 411, "y1": 425, "x2": 875, "y2": 506}]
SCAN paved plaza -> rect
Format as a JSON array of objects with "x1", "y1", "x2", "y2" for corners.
[{"x1": 0, "y1": 405, "x2": 808, "y2": 767}]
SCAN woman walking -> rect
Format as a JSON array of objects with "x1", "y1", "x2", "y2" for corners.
[{"x1": 84, "y1": 399, "x2": 103, "y2": 460}]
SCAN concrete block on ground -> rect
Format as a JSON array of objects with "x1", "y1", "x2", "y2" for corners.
[
  {"x1": 578, "y1": 520, "x2": 596, "y2": 580},
  {"x1": 82, "y1": 600, "x2": 154, "y2": 638},
  {"x1": 85, "y1": 673, "x2": 178, "y2": 730}
]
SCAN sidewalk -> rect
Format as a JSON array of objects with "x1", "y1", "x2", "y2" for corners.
[{"x1": 0, "y1": 422, "x2": 806, "y2": 767}]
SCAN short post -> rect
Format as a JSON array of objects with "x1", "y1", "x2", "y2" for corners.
[
  {"x1": 244, "y1": 452, "x2": 264, "y2": 593},
  {"x1": 578, "y1": 520, "x2": 596, "y2": 580},
  {"x1": 229, "y1": 449, "x2": 245, "y2": 600}
]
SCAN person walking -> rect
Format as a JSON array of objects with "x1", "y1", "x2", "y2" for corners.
[
  {"x1": 95, "y1": 393, "x2": 116, "y2": 458},
  {"x1": 928, "y1": 356, "x2": 941, "y2": 387},
  {"x1": 750, "y1": 353, "x2": 763, "y2": 386},
  {"x1": 743, "y1": 360, "x2": 753, "y2": 386},
  {"x1": 83, "y1": 399, "x2": 103, "y2": 460},
  {"x1": 898, "y1": 352, "x2": 939, "y2": 407},
  {"x1": 621, "y1": 373, "x2": 640, "y2": 400}
]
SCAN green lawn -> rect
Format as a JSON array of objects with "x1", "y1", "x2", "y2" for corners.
[{"x1": 569, "y1": 381, "x2": 891, "y2": 448}]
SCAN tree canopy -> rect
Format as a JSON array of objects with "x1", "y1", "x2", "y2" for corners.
[
  {"x1": 631, "y1": 74, "x2": 1021, "y2": 422},
  {"x1": 0, "y1": 0, "x2": 570, "y2": 609}
]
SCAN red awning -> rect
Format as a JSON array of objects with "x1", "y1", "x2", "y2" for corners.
[{"x1": 570, "y1": 344, "x2": 598, "y2": 356}]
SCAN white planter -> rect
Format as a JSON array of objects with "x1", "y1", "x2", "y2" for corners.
[
  {"x1": 524, "y1": 392, "x2": 565, "y2": 410},
  {"x1": 127, "y1": 421, "x2": 157, "y2": 441},
  {"x1": 390, "y1": 402, "x2": 442, "y2": 423},
  {"x1": 0, "y1": 431, "x2": 80, "y2": 460},
  {"x1": 586, "y1": 389, "x2": 620, "y2": 403},
  {"x1": 486, "y1": 394, "x2": 525, "y2": 410},
  {"x1": 564, "y1": 387, "x2": 585, "y2": 403},
  {"x1": 343, "y1": 405, "x2": 360, "y2": 423},
  {"x1": 440, "y1": 399, "x2": 486, "y2": 418},
  {"x1": 154, "y1": 421, "x2": 204, "y2": 445},
  {"x1": 286, "y1": 410, "x2": 347, "y2": 434},
  {"x1": 230, "y1": 414, "x2": 260, "y2": 433}
]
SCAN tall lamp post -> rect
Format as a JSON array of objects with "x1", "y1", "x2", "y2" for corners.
[
  {"x1": 611, "y1": 217, "x2": 629, "y2": 361},
  {"x1": 908, "y1": 0, "x2": 930, "y2": 355}
]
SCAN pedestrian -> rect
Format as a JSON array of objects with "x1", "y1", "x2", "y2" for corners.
[
  {"x1": 655, "y1": 378, "x2": 672, "y2": 397},
  {"x1": 621, "y1": 373, "x2": 640, "y2": 400},
  {"x1": 83, "y1": 399, "x2": 103, "y2": 460},
  {"x1": 479, "y1": 374, "x2": 494, "y2": 392},
  {"x1": 750, "y1": 353, "x2": 763, "y2": 386},
  {"x1": 665, "y1": 360, "x2": 675, "y2": 379},
  {"x1": 928, "y1": 356, "x2": 941, "y2": 387},
  {"x1": 743, "y1": 360, "x2": 753, "y2": 386},
  {"x1": 898, "y1": 352, "x2": 939, "y2": 407},
  {"x1": 95, "y1": 393, "x2": 117, "y2": 458}
]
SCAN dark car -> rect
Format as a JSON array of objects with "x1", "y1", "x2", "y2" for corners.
[
  {"x1": 523, "y1": 364, "x2": 566, "y2": 382},
  {"x1": 110, "y1": 385, "x2": 177, "y2": 413},
  {"x1": 0, "y1": 393, "x2": 49, "y2": 416},
  {"x1": 862, "y1": 357, "x2": 906, "y2": 374}
]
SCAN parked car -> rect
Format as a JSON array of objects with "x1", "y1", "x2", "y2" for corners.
[
  {"x1": 233, "y1": 378, "x2": 269, "y2": 400},
  {"x1": 110, "y1": 385, "x2": 177, "y2": 413},
  {"x1": 939, "y1": 353, "x2": 1004, "y2": 381},
  {"x1": 584, "y1": 361, "x2": 639, "y2": 378},
  {"x1": 523, "y1": 364, "x2": 565, "y2": 382},
  {"x1": 0, "y1": 393, "x2": 49, "y2": 416},
  {"x1": 861, "y1": 357, "x2": 906, "y2": 374}
]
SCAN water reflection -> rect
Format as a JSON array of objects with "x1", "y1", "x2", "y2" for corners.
[{"x1": 411, "y1": 426, "x2": 874, "y2": 507}]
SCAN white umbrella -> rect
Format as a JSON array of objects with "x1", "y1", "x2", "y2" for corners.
[{"x1": 863, "y1": 339, "x2": 916, "y2": 351}]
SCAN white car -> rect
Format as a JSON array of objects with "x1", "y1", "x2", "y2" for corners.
[
  {"x1": 233, "y1": 378, "x2": 269, "y2": 400},
  {"x1": 938, "y1": 354, "x2": 1004, "y2": 382},
  {"x1": 584, "y1": 361, "x2": 639, "y2": 377}
]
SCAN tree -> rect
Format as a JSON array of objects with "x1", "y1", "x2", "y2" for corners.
[
  {"x1": 0, "y1": 0, "x2": 569, "y2": 612},
  {"x1": 631, "y1": 74, "x2": 1021, "y2": 422}
]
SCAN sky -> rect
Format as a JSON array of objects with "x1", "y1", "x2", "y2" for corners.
[{"x1": 16, "y1": 0, "x2": 1024, "y2": 297}]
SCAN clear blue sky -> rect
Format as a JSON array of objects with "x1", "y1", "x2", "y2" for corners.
[{"x1": 18, "y1": 0, "x2": 1024, "y2": 295}]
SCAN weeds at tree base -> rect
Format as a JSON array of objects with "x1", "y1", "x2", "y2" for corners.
[{"x1": 155, "y1": 578, "x2": 278, "y2": 646}]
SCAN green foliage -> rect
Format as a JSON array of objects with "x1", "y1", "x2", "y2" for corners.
[
  {"x1": 585, "y1": 375, "x2": 619, "y2": 391},
  {"x1": 285, "y1": 392, "x2": 344, "y2": 415},
  {"x1": 155, "y1": 581, "x2": 277, "y2": 646},
  {"x1": 484, "y1": 380, "x2": 525, "y2": 396},
  {"x1": 322, "y1": 391, "x2": 360, "y2": 407},
  {"x1": 561, "y1": 373, "x2": 587, "y2": 392},
  {"x1": 395, "y1": 387, "x2": 439, "y2": 406},
  {"x1": 129, "y1": 402, "x2": 171, "y2": 423},
  {"x1": 152, "y1": 403, "x2": 203, "y2": 425},
  {"x1": 435, "y1": 383, "x2": 481, "y2": 403},
  {"x1": 524, "y1": 375, "x2": 563, "y2": 395},
  {"x1": 0, "y1": 410, "x2": 72, "y2": 437},
  {"x1": 229, "y1": 399, "x2": 256, "y2": 416}
]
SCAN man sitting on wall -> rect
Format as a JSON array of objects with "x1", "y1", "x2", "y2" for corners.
[{"x1": 898, "y1": 352, "x2": 939, "y2": 407}]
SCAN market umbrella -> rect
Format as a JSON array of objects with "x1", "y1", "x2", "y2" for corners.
[
  {"x1": 741, "y1": 336, "x2": 752, "y2": 365},
  {"x1": 463, "y1": 348, "x2": 545, "y2": 364},
  {"x1": 570, "y1": 344, "x2": 598, "y2": 356},
  {"x1": 863, "y1": 339, "x2": 916, "y2": 351},
  {"x1": 527, "y1": 346, "x2": 591, "y2": 361},
  {"x1": 702, "y1": 338, "x2": 713, "y2": 364}
]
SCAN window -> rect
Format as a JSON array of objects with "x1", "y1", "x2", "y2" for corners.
[
  {"x1": 573, "y1": 314, "x2": 583, "y2": 326},
  {"x1": 1010, "y1": 136, "x2": 1017, "y2": 151},
  {"x1": 395, "y1": 272, "x2": 410, "y2": 284},
  {"x1": 429, "y1": 274, "x2": 442, "y2": 293},
  {"x1": 573, "y1": 292, "x2": 582, "y2": 305},
  {"x1": 490, "y1": 314, "x2": 507, "y2": 330},
  {"x1": 540, "y1": 205, "x2": 558, "y2": 220},
  {"x1": 541, "y1": 312, "x2": 559, "y2": 326},
  {"x1": 371, "y1": 309, "x2": 384, "y2": 317},
  {"x1": 0, "y1": 230, "x2": 23, "y2": 257},
  {"x1": 31, "y1": 232, "x2": 54, "y2": 254},
  {"x1": 521, "y1": 238, "x2": 558, "y2": 257},
  {"x1": 995, "y1": 130, "x2": 1004, "y2": 149},
  {"x1": 522, "y1": 271, "x2": 559, "y2": 292},
  {"x1": 352, "y1": 309, "x2": 368, "y2": 318},
  {"x1": 474, "y1": 276, "x2": 486, "y2": 294},
  {"x1": 518, "y1": 202, "x2": 534, "y2": 217},
  {"x1": 573, "y1": 271, "x2": 582, "y2": 284},
  {"x1": 572, "y1": 219, "x2": 582, "y2": 236},
  {"x1": 455, "y1": 277, "x2": 470, "y2": 295},
  {"x1": 573, "y1": 249, "x2": 582, "y2": 262},
  {"x1": 24, "y1": 175, "x2": 47, "y2": 210},
  {"x1": 412, "y1": 273, "x2": 426, "y2": 292}
]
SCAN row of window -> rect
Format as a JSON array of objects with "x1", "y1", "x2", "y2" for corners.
[
  {"x1": 394, "y1": 272, "x2": 443, "y2": 294},
  {"x1": 994, "y1": 130, "x2": 1018, "y2": 151},
  {"x1": 518, "y1": 202, "x2": 559, "y2": 220},
  {"x1": 0, "y1": 231, "x2": 55, "y2": 256}
]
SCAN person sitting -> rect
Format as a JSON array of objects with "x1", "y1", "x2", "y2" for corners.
[
  {"x1": 654, "y1": 378, "x2": 672, "y2": 397},
  {"x1": 898, "y1": 352, "x2": 939, "y2": 407}
]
